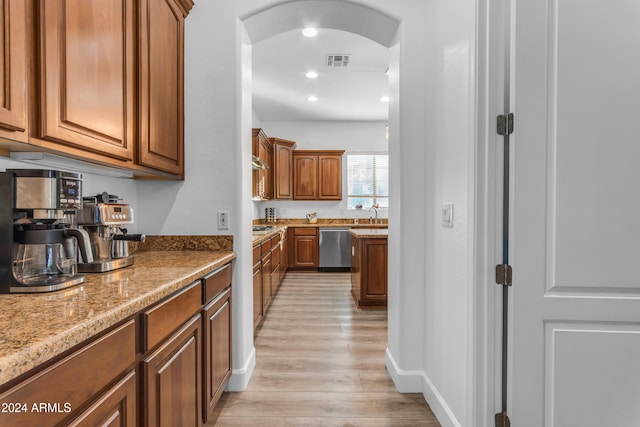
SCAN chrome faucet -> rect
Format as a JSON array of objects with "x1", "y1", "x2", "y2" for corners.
[{"x1": 368, "y1": 206, "x2": 379, "y2": 224}]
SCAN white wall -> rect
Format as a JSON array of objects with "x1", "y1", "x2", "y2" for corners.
[
  {"x1": 254, "y1": 120, "x2": 388, "y2": 221},
  {"x1": 420, "y1": 0, "x2": 478, "y2": 425},
  {"x1": 0, "y1": 1, "x2": 486, "y2": 425}
]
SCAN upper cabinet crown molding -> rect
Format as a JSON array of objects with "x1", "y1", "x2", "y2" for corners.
[{"x1": 172, "y1": 0, "x2": 195, "y2": 16}]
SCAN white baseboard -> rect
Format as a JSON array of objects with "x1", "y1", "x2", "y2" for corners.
[
  {"x1": 385, "y1": 348, "x2": 461, "y2": 427},
  {"x1": 385, "y1": 347, "x2": 423, "y2": 392},
  {"x1": 225, "y1": 346, "x2": 256, "y2": 391}
]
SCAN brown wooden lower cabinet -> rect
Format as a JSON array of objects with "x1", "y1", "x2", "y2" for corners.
[
  {"x1": 351, "y1": 235, "x2": 388, "y2": 307},
  {"x1": 253, "y1": 255, "x2": 263, "y2": 329},
  {"x1": 202, "y1": 264, "x2": 233, "y2": 422},
  {"x1": 67, "y1": 370, "x2": 137, "y2": 427},
  {"x1": 0, "y1": 262, "x2": 235, "y2": 427},
  {"x1": 142, "y1": 315, "x2": 202, "y2": 427},
  {"x1": 0, "y1": 320, "x2": 136, "y2": 427},
  {"x1": 290, "y1": 227, "x2": 319, "y2": 269},
  {"x1": 253, "y1": 229, "x2": 289, "y2": 335}
]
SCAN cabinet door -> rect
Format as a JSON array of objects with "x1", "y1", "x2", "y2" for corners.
[
  {"x1": 36, "y1": 0, "x2": 135, "y2": 160},
  {"x1": 0, "y1": 0, "x2": 28, "y2": 142},
  {"x1": 271, "y1": 241, "x2": 281, "y2": 292},
  {"x1": 0, "y1": 320, "x2": 135, "y2": 427},
  {"x1": 281, "y1": 236, "x2": 289, "y2": 273},
  {"x1": 260, "y1": 139, "x2": 273, "y2": 199},
  {"x1": 318, "y1": 155, "x2": 343, "y2": 200},
  {"x1": 138, "y1": 0, "x2": 192, "y2": 176},
  {"x1": 67, "y1": 371, "x2": 137, "y2": 427},
  {"x1": 202, "y1": 288, "x2": 232, "y2": 421},
  {"x1": 143, "y1": 315, "x2": 202, "y2": 427},
  {"x1": 253, "y1": 262, "x2": 263, "y2": 330},
  {"x1": 350, "y1": 236, "x2": 361, "y2": 302},
  {"x1": 293, "y1": 235, "x2": 319, "y2": 268},
  {"x1": 293, "y1": 154, "x2": 318, "y2": 200},
  {"x1": 274, "y1": 142, "x2": 294, "y2": 199},
  {"x1": 361, "y1": 239, "x2": 387, "y2": 303},
  {"x1": 261, "y1": 253, "x2": 272, "y2": 309}
]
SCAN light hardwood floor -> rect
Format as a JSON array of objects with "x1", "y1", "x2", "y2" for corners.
[{"x1": 208, "y1": 271, "x2": 440, "y2": 426}]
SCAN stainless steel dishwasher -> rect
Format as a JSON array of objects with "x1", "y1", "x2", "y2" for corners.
[{"x1": 319, "y1": 228, "x2": 351, "y2": 272}]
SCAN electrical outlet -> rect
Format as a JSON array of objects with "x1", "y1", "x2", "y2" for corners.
[{"x1": 218, "y1": 211, "x2": 229, "y2": 230}]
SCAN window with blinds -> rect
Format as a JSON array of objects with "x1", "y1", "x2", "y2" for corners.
[{"x1": 347, "y1": 153, "x2": 389, "y2": 209}]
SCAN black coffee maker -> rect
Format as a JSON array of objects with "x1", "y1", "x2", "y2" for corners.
[{"x1": 0, "y1": 169, "x2": 90, "y2": 293}]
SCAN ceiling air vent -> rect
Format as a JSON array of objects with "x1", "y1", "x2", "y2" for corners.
[{"x1": 326, "y1": 54, "x2": 350, "y2": 68}]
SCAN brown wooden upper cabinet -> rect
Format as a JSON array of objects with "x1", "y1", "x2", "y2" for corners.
[
  {"x1": 271, "y1": 137, "x2": 296, "y2": 200},
  {"x1": 138, "y1": 0, "x2": 192, "y2": 176},
  {"x1": 0, "y1": 0, "x2": 193, "y2": 179},
  {"x1": 252, "y1": 129, "x2": 273, "y2": 200},
  {"x1": 35, "y1": 0, "x2": 136, "y2": 161},
  {"x1": 293, "y1": 150, "x2": 345, "y2": 200},
  {"x1": 0, "y1": 0, "x2": 28, "y2": 143}
]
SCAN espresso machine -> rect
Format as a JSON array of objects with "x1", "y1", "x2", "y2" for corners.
[
  {"x1": 0, "y1": 169, "x2": 91, "y2": 293},
  {"x1": 76, "y1": 192, "x2": 145, "y2": 272}
]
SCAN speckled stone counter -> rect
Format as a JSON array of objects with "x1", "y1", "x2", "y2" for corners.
[
  {"x1": 0, "y1": 250, "x2": 235, "y2": 387},
  {"x1": 251, "y1": 220, "x2": 388, "y2": 245},
  {"x1": 349, "y1": 228, "x2": 389, "y2": 238}
]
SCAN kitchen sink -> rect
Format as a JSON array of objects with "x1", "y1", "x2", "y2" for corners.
[{"x1": 252, "y1": 225, "x2": 276, "y2": 234}]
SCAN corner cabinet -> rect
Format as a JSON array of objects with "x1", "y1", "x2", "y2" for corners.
[
  {"x1": 293, "y1": 150, "x2": 345, "y2": 200},
  {"x1": 138, "y1": 0, "x2": 193, "y2": 176}
]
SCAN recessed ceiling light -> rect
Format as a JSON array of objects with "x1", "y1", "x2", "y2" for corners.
[
  {"x1": 305, "y1": 71, "x2": 319, "y2": 79},
  {"x1": 308, "y1": 95, "x2": 318, "y2": 102},
  {"x1": 302, "y1": 27, "x2": 318, "y2": 37},
  {"x1": 380, "y1": 96, "x2": 390, "y2": 102}
]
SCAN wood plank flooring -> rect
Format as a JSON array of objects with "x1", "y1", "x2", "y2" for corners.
[{"x1": 208, "y1": 272, "x2": 440, "y2": 426}]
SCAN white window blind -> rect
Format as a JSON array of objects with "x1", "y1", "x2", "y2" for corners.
[{"x1": 347, "y1": 153, "x2": 389, "y2": 209}]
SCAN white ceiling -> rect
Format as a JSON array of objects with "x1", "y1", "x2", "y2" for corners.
[{"x1": 252, "y1": 28, "x2": 390, "y2": 122}]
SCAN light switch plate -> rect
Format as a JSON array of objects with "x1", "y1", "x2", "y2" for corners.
[
  {"x1": 218, "y1": 211, "x2": 229, "y2": 230},
  {"x1": 442, "y1": 203, "x2": 454, "y2": 227}
]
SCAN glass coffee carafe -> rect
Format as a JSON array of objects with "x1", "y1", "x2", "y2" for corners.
[{"x1": 12, "y1": 227, "x2": 79, "y2": 287}]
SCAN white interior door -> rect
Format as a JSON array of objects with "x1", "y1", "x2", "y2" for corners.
[{"x1": 511, "y1": 1, "x2": 640, "y2": 426}]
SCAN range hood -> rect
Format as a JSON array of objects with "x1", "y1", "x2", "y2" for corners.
[{"x1": 252, "y1": 155, "x2": 268, "y2": 170}]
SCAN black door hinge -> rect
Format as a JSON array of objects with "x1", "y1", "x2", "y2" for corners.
[
  {"x1": 495, "y1": 264, "x2": 512, "y2": 286},
  {"x1": 497, "y1": 113, "x2": 514, "y2": 136},
  {"x1": 495, "y1": 412, "x2": 511, "y2": 427}
]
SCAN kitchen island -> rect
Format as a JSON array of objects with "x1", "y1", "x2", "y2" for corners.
[
  {"x1": 349, "y1": 228, "x2": 388, "y2": 308},
  {"x1": 0, "y1": 249, "x2": 235, "y2": 426}
]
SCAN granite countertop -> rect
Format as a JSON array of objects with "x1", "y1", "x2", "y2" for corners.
[
  {"x1": 251, "y1": 220, "x2": 388, "y2": 245},
  {"x1": 349, "y1": 228, "x2": 389, "y2": 238},
  {"x1": 0, "y1": 250, "x2": 235, "y2": 387}
]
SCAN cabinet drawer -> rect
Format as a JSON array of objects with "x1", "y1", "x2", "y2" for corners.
[
  {"x1": 294, "y1": 227, "x2": 317, "y2": 236},
  {"x1": 143, "y1": 281, "x2": 202, "y2": 352},
  {"x1": 271, "y1": 233, "x2": 281, "y2": 246},
  {"x1": 261, "y1": 239, "x2": 272, "y2": 254},
  {"x1": 202, "y1": 263, "x2": 232, "y2": 304},
  {"x1": 253, "y1": 244, "x2": 261, "y2": 264},
  {"x1": 0, "y1": 320, "x2": 135, "y2": 427}
]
